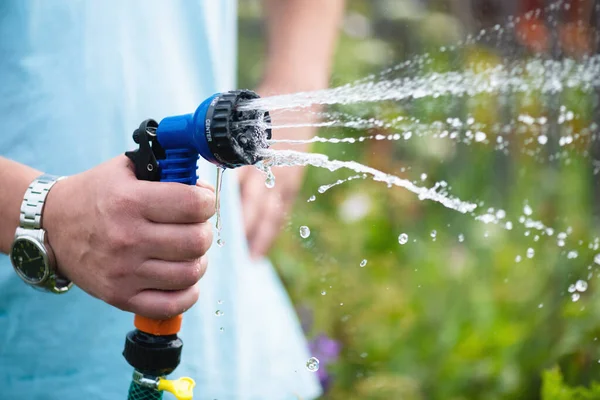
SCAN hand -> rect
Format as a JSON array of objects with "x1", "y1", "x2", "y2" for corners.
[
  {"x1": 43, "y1": 155, "x2": 216, "y2": 319},
  {"x1": 239, "y1": 163, "x2": 305, "y2": 260}
]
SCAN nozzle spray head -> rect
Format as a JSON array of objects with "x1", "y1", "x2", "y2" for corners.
[
  {"x1": 204, "y1": 90, "x2": 272, "y2": 168},
  {"x1": 126, "y1": 90, "x2": 271, "y2": 184}
]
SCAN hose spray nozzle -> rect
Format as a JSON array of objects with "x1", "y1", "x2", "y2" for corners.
[{"x1": 126, "y1": 89, "x2": 271, "y2": 184}]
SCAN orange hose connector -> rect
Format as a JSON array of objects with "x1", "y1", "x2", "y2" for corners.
[{"x1": 134, "y1": 314, "x2": 183, "y2": 336}]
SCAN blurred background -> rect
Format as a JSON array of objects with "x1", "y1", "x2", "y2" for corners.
[{"x1": 239, "y1": 1, "x2": 600, "y2": 398}]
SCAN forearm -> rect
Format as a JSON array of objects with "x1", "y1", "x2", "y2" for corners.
[
  {"x1": 0, "y1": 157, "x2": 41, "y2": 253},
  {"x1": 260, "y1": 0, "x2": 345, "y2": 139}
]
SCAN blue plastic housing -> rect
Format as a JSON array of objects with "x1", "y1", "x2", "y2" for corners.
[{"x1": 155, "y1": 94, "x2": 219, "y2": 185}]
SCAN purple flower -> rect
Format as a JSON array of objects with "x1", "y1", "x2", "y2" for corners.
[
  {"x1": 309, "y1": 333, "x2": 342, "y2": 392},
  {"x1": 309, "y1": 334, "x2": 341, "y2": 364}
]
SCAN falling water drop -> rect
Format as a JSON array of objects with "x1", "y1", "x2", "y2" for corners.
[
  {"x1": 300, "y1": 226, "x2": 311, "y2": 238},
  {"x1": 217, "y1": 238, "x2": 225, "y2": 247},
  {"x1": 538, "y1": 303, "x2": 544, "y2": 308},
  {"x1": 527, "y1": 248, "x2": 535, "y2": 258},
  {"x1": 430, "y1": 230, "x2": 437, "y2": 239},
  {"x1": 515, "y1": 255, "x2": 522, "y2": 263},
  {"x1": 265, "y1": 173, "x2": 275, "y2": 189},
  {"x1": 219, "y1": 327, "x2": 224, "y2": 333},
  {"x1": 215, "y1": 310, "x2": 224, "y2": 317},
  {"x1": 360, "y1": 259, "x2": 368, "y2": 267},
  {"x1": 594, "y1": 254, "x2": 600, "y2": 265},
  {"x1": 568, "y1": 284, "x2": 576, "y2": 293},
  {"x1": 321, "y1": 291, "x2": 327, "y2": 296},
  {"x1": 567, "y1": 251, "x2": 578, "y2": 259},
  {"x1": 523, "y1": 204, "x2": 533, "y2": 216},
  {"x1": 575, "y1": 280, "x2": 588, "y2": 292},
  {"x1": 398, "y1": 233, "x2": 409, "y2": 244},
  {"x1": 217, "y1": 300, "x2": 223, "y2": 305},
  {"x1": 308, "y1": 195, "x2": 316, "y2": 202},
  {"x1": 474, "y1": 131, "x2": 487, "y2": 142},
  {"x1": 306, "y1": 357, "x2": 320, "y2": 372},
  {"x1": 458, "y1": 234, "x2": 465, "y2": 242},
  {"x1": 572, "y1": 293, "x2": 580, "y2": 302},
  {"x1": 538, "y1": 135, "x2": 548, "y2": 145}
]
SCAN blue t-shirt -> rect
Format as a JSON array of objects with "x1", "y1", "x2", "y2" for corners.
[{"x1": 0, "y1": 1, "x2": 321, "y2": 399}]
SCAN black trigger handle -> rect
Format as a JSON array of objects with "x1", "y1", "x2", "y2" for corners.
[{"x1": 125, "y1": 119, "x2": 163, "y2": 182}]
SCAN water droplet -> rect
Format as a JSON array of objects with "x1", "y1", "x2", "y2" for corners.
[
  {"x1": 515, "y1": 255, "x2": 522, "y2": 263},
  {"x1": 217, "y1": 300, "x2": 223, "y2": 305},
  {"x1": 538, "y1": 303, "x2": 544, "y2": 308},
  {"x1": 538, "y1": 135, "x2": 548, "y2": 145},
  {"x1": 321, "y1": 290, "x2": 327, "y2": 296},
  {"x1": 594, "y1": 254, "x2": 600, "y2": 265},
  {"x1": 398, "y1": 233, "x2": 409, "y2": 244},
  {"x1": 306, "y1": 357, "x2": 320, "y2": 372},
  {"x1": 299, "y1": 226, "x2": 311, "y2": 239},
  {"x1": 217, "y1": 238, "x2": 225, "y2": 247},
  {"x1": 576, "y1": 280, "x2": 588, "y2": 292},
  {"x1": 524, "y1": 204, "x2": 533, "y2": 216},
  {"x1": 215, "y1": 310, "x2": 224, "y2": 317},
  {"x1": 220, "y1": 327, "x2": 224, "y2": 332},
  {"x1": 567, "y1": 250, "x2": 578, "y2": 259},
  {"x1": 360, "y1": 352, "x2": 368, "y2": 358},
  {"x1": 360, "y1": 259, "x2": 367, "y2": 267},
  {"x1": 558, "y1": 239, "x2": 565, "y2": 247},
  {"x1": 308, "y1": 195, "x2": 316, "y2": 202},
  {"x1": 458, "y1": 234, "x2": 465, "y2": 242},
  {"x1": 430, "y1": 230, "x2": 437, "y2": 239},
  {"x1": 420, "y1": 173, "x2": 427, "y2": 181},
  {"x1": 568, "y1": 284, "x2": 576, "y2": 293},
  {"x1": 265, "y1": 174, "x2": 276, "y2": 189},
  {"x1": 505, "y1": 221, "x2": 513, "y2": 230},
  {"x1": 527, "y1": 248, "x2": 535, "y2": 258},
  {"x1": 475, "y1": 131, "x2": 487, "y2": 142},
  {"x1": 572, "y1": 293, "x2": 580, "y2": 302}
]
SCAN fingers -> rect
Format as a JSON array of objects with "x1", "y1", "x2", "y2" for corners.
[
  {"x1": 136, "y1": 256, "x2": 208, "y2": 291},
  {"x1": 127, "y1": 285, "x2": 200, "y2": 320},
  {"x1": 196, "y1": 180, "x2": 215, "y2": 193},
  {"x1": 138, "y1": 181, "x2": 216, "y2": 224},
  {"x1": 144, "y1": 222, "x2": 213, "y2": 261}
]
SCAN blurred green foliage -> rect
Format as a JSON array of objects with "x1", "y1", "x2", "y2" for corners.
[{"x1": 238, "y1": 1, "x2": 600, "y2": 399}]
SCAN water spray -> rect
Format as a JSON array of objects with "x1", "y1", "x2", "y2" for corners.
[{"x1": 123, "y1": 90, "x2": 271, "y2": 400}]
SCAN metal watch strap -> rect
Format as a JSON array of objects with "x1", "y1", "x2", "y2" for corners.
[{"x1": 20, "y1": 174, "x2": 65, "y2": 230}]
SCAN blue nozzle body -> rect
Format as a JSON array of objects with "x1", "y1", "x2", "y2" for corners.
[{"x1": 154, "y1": 95, "x2": 218, "y2": 185}]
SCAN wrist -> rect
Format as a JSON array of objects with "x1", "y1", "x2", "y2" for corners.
[
  {"x1": 42, "y1": 177, "x2": 70, "y2": 280},
  {"x1": 0, "y1": 164, "x2": 40, "y2": 254}
]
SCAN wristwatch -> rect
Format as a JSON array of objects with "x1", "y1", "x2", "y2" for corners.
[{"x1": 9, "y1": 174, "x2": 73, "y2": 294}]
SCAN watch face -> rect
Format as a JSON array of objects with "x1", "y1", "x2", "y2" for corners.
[{"x1": 10, "y1": 238, "x2": 48, "y2": 284}]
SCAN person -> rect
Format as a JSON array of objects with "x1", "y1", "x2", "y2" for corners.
[{"x1": 0, "y1": 0, "x2": 344, "y2": 398}]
